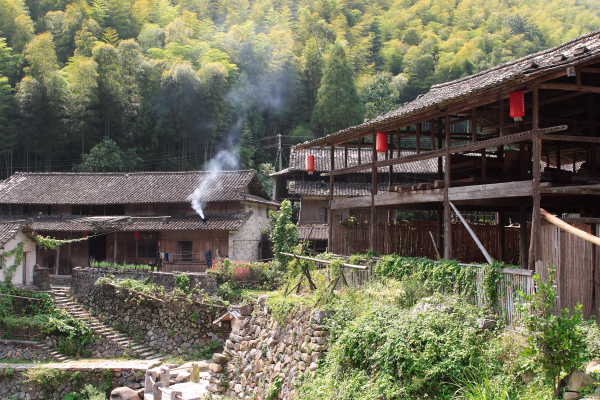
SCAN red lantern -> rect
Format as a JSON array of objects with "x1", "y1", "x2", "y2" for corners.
[
  {"x1": 82, "y1": 232, "x2": 89, "y2": 238},
  {"x1": 134, "y1": 231, "x2": 142, "y2": 241},
  {"x1": 306, "y1": 155, "x2": 316, "y2": 174},
  {"x1": 376, "y1": 132, "x2": 388, "y2": 153},
  {"x1": 509, "y1": 91, "x2": 525, "y2": 121}
]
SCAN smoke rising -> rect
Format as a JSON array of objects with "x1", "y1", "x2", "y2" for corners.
[{"x1": 190, "y1": 57, "x2": 297, "y2": 217}]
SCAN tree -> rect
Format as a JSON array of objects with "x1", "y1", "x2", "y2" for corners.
[
  {"x1": 311, "y1": 44, "x2": 364, "y2": 137},
  {"x1": 360, "y1": 72, "x2": 404, "y2": 120},
  {"x1": 300, "y1": 38, "x2": 323, "y2": 127},
  {"x1": 270, "y1": 199, "x2": 299, "y2": 268},
  {"x1": 75, "y1": 137, "x2": 142, "y2": 172}
]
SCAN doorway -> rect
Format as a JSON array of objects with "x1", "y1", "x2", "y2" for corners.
[{"x1": 88, "y1": 235, "x2": 106, "y2": 262}]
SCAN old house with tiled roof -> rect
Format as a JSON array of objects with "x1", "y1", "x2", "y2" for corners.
[
  {"x1": 271, "y1": 147, "x2": 437, "y2": 249},
  {"x1": 0, "y1": 170, "x2": 278, "y2": 274}
]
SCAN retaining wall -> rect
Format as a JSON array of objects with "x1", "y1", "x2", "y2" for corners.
[
  {"x1": 72, "y1": 267, "x2": 218, "y2": 295},
  {"x1": 206, "y1": 298, "x2": 331, "y2": 399},
  {"x1": 72, "y1": 281, "x2": 229, "y2": 356}
]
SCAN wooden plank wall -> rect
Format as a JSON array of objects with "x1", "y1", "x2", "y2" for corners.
[
  {"x1": 331, "y1": 212, "x2": 521, "y2": 264},
  {"x1": 538, "y1": 221, "x2": 597, "y2": 318}
]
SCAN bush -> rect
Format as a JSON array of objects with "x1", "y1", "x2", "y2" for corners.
[
  {"x1": 521, "y1": 269, "x2": 590, "y2": 396},
  {"x1": 90, "y1": 260, "x2": 154, "y2": 271},
  {"x1": 374, "y1": 255, "x2": 477, "y2": 298},
  {"x1": 299, "y1": 295, "x2": 494, "y2": 400}
]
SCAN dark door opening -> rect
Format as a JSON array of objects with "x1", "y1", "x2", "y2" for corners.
[{"x1": 88, "y1": 235, "x2": 106, "y2": 262}]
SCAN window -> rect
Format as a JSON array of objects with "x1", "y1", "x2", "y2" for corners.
[{"x1": 177, "y1": 241, "x2": 193, "y2": 262}]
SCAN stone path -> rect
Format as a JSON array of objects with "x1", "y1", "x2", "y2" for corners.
[
  {"x1": 50, "y1": 286, "x2": 164, "y2": 360},
  {"x1": 0, "y1": 359, "x2": 160, "y2": 371}
]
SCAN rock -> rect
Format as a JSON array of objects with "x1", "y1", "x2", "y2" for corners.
[
  {"x1": 566, "y1": 370, "x2": 595, "y2": 392},
  {"x1": 209, "y1": 362, "x2": 224, "y2": 373},
  {"x1": 109, "y1": 387, "x2": 142, "y2": 400},
  {"x1": 477, "y1": 317, "x2": 497, "y2": 330},
  {"x1": 563, "y1": 391, "x2": 581, "y2": 400},
  {"x1": 212, "y1": 353, "x2": 229, "y2": 364}
]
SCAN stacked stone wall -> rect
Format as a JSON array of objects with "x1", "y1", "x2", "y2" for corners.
[
  {"x1": 0, "y1": 365, "x2": 146, "y2": 399},
  {"x1": 72, "y1": 267, "x2": 218, "y2": 295},
  {"x1": 207, "y1": 298, "x2": 331, "y2": 399},
  {"x1": 0, "y1": 340, "x2": 51, "y2": 362},
  {"x1": 72, "y1": 280, "x2": 229, "y2": 356}
]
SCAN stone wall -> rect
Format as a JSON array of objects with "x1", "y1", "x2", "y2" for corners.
[
  {"x1": 0, "y1": 363, "x2": 148, "y2": 400},
  {"x1": 73, "y1": 281, "x2": 230, "y2": 356},
  {"x1": 206, "y1": 298, "x2": 331, "y2": 399},
  {"x1": 72, "y1": 267, "x2": 218, "y2": 295},
  {"x1": 0, "y1": 340, "x2": 51, "y2": 362}
]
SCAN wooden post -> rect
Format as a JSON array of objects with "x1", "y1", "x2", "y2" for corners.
[
  {"x1": 113, "y1": 232, "x2": 118, "y2": 263},
  {"x1": 328, "y1": 146, "x2": 335, "y2": 251},
  {"x1": 55, "y1": 247, "x2": 60, "y2": 275},
  {"x1": 443, "y1": 115, "x2": 452, "y2": 259},
  {"x1": 370, "y1": 132, "x2": 378, "y2": 251},
  {"x1": 135, "y1": 235, "x2": 139, "y2": 262},
  {"x1": 519, "y1": 205, "x2": 528, "y2": 268},
  {"x1": 387, "y1": 135, "x2": 392, "y2": 188},
  {"x1": 498, "y1": 95, "x2": 505, "y2": 161},
  {"x1": 528, "y1": 87, "x2": 541, "y2": 269},
  {"x1": 498, "y1": 211, "x2": 506, "y2": 263},
  {"x1": 344, "y1": 146, "x2": 348, "y2": 169}
]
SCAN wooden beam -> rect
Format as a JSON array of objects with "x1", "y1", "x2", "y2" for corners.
[
  {"x1": 542, "y1": 134, "x2": 600, "y2": 144},
  {"x1": 330, "y1": 181, "x2": 537, "y2": 209},
  {"x1": 541, "y1": 209, "x2": 600, "y2": 247},
  {"x1": 450, "y1": 201, "x2": 494, "y2": 264},
  {"x1": 323, "y1": 125, "x2": 567, "y2": 177},
  {"x1": 581, "y1": 67, "x2": 600, "y2": 74},
  {"x1": 519, "y1": 205, "x2": 528, "y2": 268},
  {"x1": 541, "y1": 184, "x2": 600, "y2": 195},
  {"x1": 540, "y1": 83, "x2": 600, "y2": 94}
]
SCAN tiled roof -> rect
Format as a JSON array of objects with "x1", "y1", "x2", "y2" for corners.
[
  {"x1": 298, "y1": 224, "x2": 328, "y2": 241},
  {"x1": 30, "y1": 214, "x2": 250, "y2": 232},
  {"x1": 296, "y1": 30, "x2": 600, "y2": 148},
  {"x1": 288, "y1": 181, "x2": 377, "y2": 197},
  {"x1": 0, "y1": 170, "x2": 266, "y2": 205},
  {"x1": 0, "y1": 222, "x2": 23, "y2": 247},
  {"x1": 272, "y1": 147, "x2": 437, "y2": 176}
]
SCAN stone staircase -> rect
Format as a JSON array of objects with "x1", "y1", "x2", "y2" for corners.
[
  {"x1": 50, "y1": 286, "x2": 163, "y2": 360},
  {"x1": 36, "y1": 342, "x2": 71, "y2": 362}
]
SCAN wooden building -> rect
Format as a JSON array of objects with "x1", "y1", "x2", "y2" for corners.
[
  {"x1": 0, "y1": 171, "x2": 278, "y2": 274},
  {"x1": 271, "y1": 147, "x2": 437, "y2": 250},
  {"x1": 295, "y1": 31, "x2": 600, "y2": 315}
]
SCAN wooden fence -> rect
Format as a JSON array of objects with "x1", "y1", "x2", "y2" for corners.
[
  {"x1": 331, "y1": 219, "x2": 521, "y2": 265},
  {"x1": 283, "y1": 252, "x2": 533, "y2": 325}
]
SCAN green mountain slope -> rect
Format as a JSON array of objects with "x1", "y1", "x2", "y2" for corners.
[{"x1": 0, "y1": 0, "x2": 598, "y2": 174}]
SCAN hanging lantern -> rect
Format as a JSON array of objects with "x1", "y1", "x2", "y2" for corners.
[
  {"x1": 509, "y1": 91, "x2": 525, "y2": 121},
  {"x1": 82, "y1": 232, "x2": 89, "y2": 238},
  {"x1": 376, "y1": 132, "x2": 388, "y2": 153},
  {"x1": 134, "y1": 231, "x2": 142, "y2": 241},
  {"x1": 306, "y1": 154, "x2": 316, "y2": 175}
]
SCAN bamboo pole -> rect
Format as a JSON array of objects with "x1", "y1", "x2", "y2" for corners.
[
  {"x1": 449, "y1": 202, "x2": 494, "y2": 265},
  {"x1": 280, "y1": 252, "x2": 368, "y2": 270},
  {"x1": 540, "y1": 209, "x2": 600, "y2": 247}
]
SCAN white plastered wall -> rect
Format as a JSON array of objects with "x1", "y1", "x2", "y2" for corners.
[
  {"x1": 0, "y1": 231, "x2": 36, "y2": 286},
  {"x1": 228, "y1": 202, "x2": 275, "y2": 262}
]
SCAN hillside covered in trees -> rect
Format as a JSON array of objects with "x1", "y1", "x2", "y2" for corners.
[{"x1": 0, "y1": 0, "x2": 599, "y2": 176}]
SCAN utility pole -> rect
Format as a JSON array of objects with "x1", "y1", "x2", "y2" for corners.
[{"x1": 276, "y1": 134, "x2": 283, "y2": 171}]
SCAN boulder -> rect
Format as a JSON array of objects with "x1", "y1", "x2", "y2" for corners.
[
  {"x1": 566, "y1": 370, "x2": 595, "y2": 392},
  {"x1": 109, "y1": 387, "x2": 142, "y2": 400}
]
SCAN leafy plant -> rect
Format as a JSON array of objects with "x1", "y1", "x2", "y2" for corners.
[
  {"x1": 269, "y1": 200, "x2": 299, "y2": 268},
  {"x1": 520, "y1": 268, "x2": 590, "y2": 397},
  {"x1": 175, "y1": 273, "x2": 192, "y2": 293},
  {"x1": 266, "y1": 375, "x2": 283, "y2": 400}
]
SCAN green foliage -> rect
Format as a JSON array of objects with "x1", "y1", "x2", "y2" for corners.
[
  {"x1": 90, "y1": 260, "x2": 154, "y2": 271},
  {"x1": 269, "y1": 200, "x2": 299, "y2": 267},
  {"x1": 483, "y1": 262, "x2": 504, "y2": 310},
  {"x1": 175, "y1": 273, "x2": 192, "y2": 293},
  {"x1": 0, "y1": 0, "x2": 598, "y2": 174},
  {"x1": 311, "y1": 44, "x2": 364, "y2": 136},
  {"x1": 299, "y1": 295, "x2": 494, "y2": 400},
  {"x1": 34, "y1": 234, "x2": 89, "y2": 250},
  {"x1": 0, "y1": 242, "x2": 24, "y2": 285},
  {"x1": 520, "y1": 268, "x2": 590, "y2": 395},
  {"x1": 374, "y1": 255, "x2": 477, "y2": 298},
  {"x1": 75, "y1": 137, "x2": 143, "y2": 172},
  {"x1": 267, "y1": 375, "x2": 283, "y2": 400}
]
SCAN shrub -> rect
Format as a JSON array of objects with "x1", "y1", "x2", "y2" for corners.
[
  {"x1": 300, "y1": 295, "x2": 494, "y2": 400},
  {"x1": 175, "y1": 273, "x2": 192, "y2": 293},
  {"x1": 90, "y1": 260, "x2": 154, "y2": 271},
  {"x1": 521, "y1": 269, "x2": 590, "y2": 396}
]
